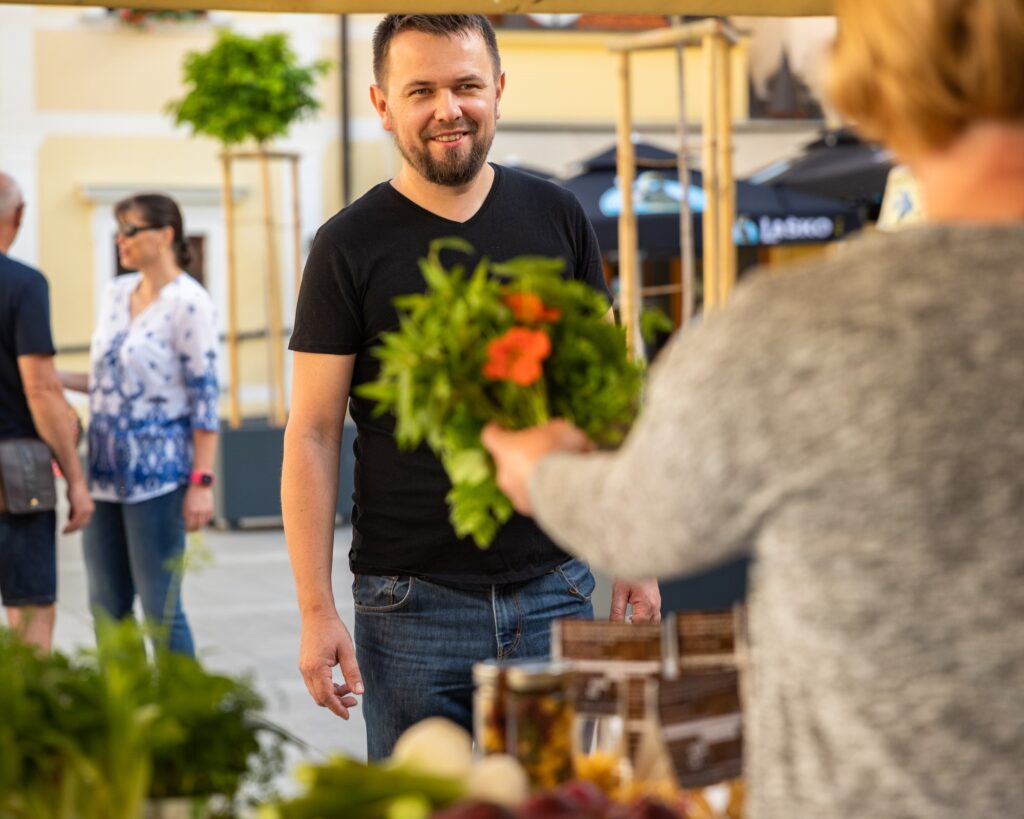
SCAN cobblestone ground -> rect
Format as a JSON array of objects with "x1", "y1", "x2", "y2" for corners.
[
  {"x1": 52, "y1": 509, "x2": 616, "y2": 804},
  {"x1": 53, "y1": 520, "x2": 367, "y2": 797}
]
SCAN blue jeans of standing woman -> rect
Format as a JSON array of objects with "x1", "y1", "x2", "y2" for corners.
[
  {"x1": 82, "y1": 485, "x2": 195, "y2": 656},
  {"x1": 354, "y1": 557, "x2": 595, "y2": 760}
]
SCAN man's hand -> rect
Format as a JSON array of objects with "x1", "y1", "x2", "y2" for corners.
[
  {"x1": 64, "y1": 479, "x2": 94, "y2": 534},
  {"x1": 182, "y1": 485, "x2": 214, "y2": 532},
  {"x1": 482, "y1": 419, "x2": 595, "y2": 515},
  {"x1": 609, "y1": 578, "x2": 662, "y2": 624},
  {"x1": 298, "y1": 613, "x2": 363, "y2": 719}
]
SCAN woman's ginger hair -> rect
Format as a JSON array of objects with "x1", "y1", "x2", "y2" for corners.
[{"x1": 827, "y1": 0, "x2": 1024, "y2": 157}]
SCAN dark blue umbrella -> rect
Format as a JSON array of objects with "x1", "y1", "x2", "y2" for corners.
[
  {"x1": 502, "y1": 160, "x2": 558, "y2": 181},
  {"x1": 746, "y1": 128, "x2": 893, "y2": 216},
  {"x1": 563, "y1": 142, "x2": 863, "y2": 258}
]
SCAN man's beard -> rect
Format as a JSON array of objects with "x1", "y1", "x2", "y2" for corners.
[{"x1": 395, "y1": 120, "x2": 494, "y2": 187}]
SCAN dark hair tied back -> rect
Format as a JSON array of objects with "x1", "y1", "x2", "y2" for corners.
[
  {"x1": 113, "y1": 192, "x2": 191, "y2": 270},
  {"x1": 174, "y1": 236, "x2": 193, "y2": 269}
]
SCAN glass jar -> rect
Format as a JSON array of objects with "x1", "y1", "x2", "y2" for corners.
[
  {"x1": 472, "y1": 661, "x2": 507, "y2": 756},
  {"x1": 573, "y1": 675, "x2": 631, "y2": 793},
  {"x1": 505, "y1": 661, "x2": 575, "y2": 791}
]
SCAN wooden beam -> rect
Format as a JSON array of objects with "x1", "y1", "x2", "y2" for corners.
[
  {"x1": 714, "y1": 34, "x2": 736, "y2": 305},
  {"x1": 289, "y1": 155, "x2": 303, "y2": 301},
  {"x1": 3, "y1": 0, "x2": 833, "y2": 15},
  {"x1": 608, "y1": 18, "x2": 742, "y2": 52},
  {"x1": 220, "y1": 154, "x2": 241, "y2": 430},
  {"x1": 671, "y1": 15, "x2": 696, "y2": 328},
  {"x1": 259, "y1": 151, "x2": 288, "y2": 428},
  {"x1": 701, "y1": 31, "x2": 719, "y2": 312},
  {"x1": 615, "y1": 51, "x2": 641, "y2": 358}
]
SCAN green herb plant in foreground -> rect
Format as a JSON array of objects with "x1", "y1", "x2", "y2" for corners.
[
  {"x1": 262, "y1": 755, "x2": 465, "y2": 819},
  {"x1": 357, "y1": 239, "x2": 645, "y2": 548},
  {"x1": 0, "y1": 621, "x2": 294, "y2": 819}
]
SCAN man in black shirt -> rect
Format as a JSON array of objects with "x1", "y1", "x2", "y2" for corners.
[
  {"x1": 0, "y1": 172, "x2": 93, "y2": 651},
  {"x1": 283, "y1": 15, "x2": 660, "y2": 758}
]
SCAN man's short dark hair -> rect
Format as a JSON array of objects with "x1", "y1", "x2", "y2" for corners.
[{"x1": 372, "y1": 15, "x2": 501, "y2": 89}]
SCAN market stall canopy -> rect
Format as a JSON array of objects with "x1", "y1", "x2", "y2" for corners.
[
  {"x1": 562, "y1": 142, "x2": 862, "y2": 258},
  {"x1": 3, "y1": 0, "x2": 833, "y2": 14},
  {"x1": 746, "y1": 128, "x2": 893, "y2": 217}
]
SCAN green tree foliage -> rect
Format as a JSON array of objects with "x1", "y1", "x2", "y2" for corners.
[{"x1": 167, "y1": 31, "x2": 330, "y2": 147}]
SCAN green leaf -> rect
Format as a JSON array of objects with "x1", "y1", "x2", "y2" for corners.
[
  {"x1": 427, "y1": 237, "x2": 474, "y2": 260},
  {"x1": 444, "y1": 449, "x2": 491, "y2": 486},
  {"x1": 640, "y1": 307, "x2": 675, "y2": 344}
]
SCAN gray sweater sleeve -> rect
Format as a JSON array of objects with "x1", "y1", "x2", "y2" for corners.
[
  {"x1": 530, "y1": 224, "x2": 1024, "y2": 819},
  {"x1": 529, "y1": 277, "x2": 791, "y2": 580}
]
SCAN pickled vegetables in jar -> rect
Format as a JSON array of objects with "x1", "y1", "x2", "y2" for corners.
[
  {"x1": 505, "y1": 661, "x2": 575, "y2": 791},
  {"x1": 472, "y1": 661, "x2": 507, "y2": 755}
]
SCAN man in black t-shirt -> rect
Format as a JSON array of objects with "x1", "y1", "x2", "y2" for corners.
[
  {"x1": 283, "y1": 15, "x2": 660, "y2": 758},
  {"x1": 0, "y1": 172, "x2": 93, "y2": 651}
]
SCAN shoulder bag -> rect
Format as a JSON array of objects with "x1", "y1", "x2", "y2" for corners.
[{"x1": 0, "y1": 438, "x2": 57, "y2": 515}]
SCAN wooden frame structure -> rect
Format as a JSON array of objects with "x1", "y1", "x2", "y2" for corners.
[
  {"x1": 220, "y1": 150, "x2": 302, "y2": 429},
  {"x1": 2, "y1": 0, "x2": 833, "y2": 400},
  {"x1": 3, "y1": 1, "x2": 834, "y2": 14},
  {"x1": 608, "y1": 18, "x2": 741, "y2": 355}
]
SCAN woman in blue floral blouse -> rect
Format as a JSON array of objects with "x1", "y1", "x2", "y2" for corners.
[{"x1": 63, "y1": 194, "x2": 219, "y2": 656}]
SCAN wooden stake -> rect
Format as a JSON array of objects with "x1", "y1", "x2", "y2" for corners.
[
  {"x1": 615, "y1": 51, "x2": 640, "y2": 357},
  {"x1": 220, "y1": 153, "x2": 241, "y2": 429},
  {"x1": 717, "y1": 36, "x2": 737, "y2": 303},
  {"x1": 259, "y1": 150, "x2": 287, "y2": 427},
  {"x1": 702, "y1": 32, "x2": 719, "y2": 312},
  {"x1": 673, "y1": 19, "x2": 696, "y2": 328},
  {"x1": 290, "y1": 155, "x2": 303, "y2": 299},
  {"x1": 606, "y1": 17, "x2": 742, "y2": 53}
]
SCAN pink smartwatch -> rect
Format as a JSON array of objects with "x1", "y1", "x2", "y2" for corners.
[{"x1": 190, "y1": 470, "x2": 215, "y2": 488}]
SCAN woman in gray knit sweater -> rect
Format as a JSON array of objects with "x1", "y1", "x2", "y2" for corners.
[{"x1": 483, "y1": 1, "x2": 1024, "y2": 817}]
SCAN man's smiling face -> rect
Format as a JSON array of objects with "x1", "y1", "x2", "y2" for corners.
[{"x1": 372, "y1": 29, "x2": 505, "y2": 188}]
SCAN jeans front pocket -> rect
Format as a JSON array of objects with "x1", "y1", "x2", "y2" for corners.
[
  {"x1": 553, "y1": 558, "x2": 595, "y2": 603},
  {"x1": 352, "y1": 573, "x2": 415, "y2": 613}
]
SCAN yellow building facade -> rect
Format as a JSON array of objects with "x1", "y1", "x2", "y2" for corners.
[{"x1": 1, "y1": 6, "x2": 825, "y2": 419}]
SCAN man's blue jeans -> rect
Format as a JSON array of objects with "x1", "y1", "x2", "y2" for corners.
[
  {"x1": 82, "y1": 486, "x2": 195, "y2": 656},
  {"x1": 353, "y1": 557, "x2": 595, "y2": 760}
]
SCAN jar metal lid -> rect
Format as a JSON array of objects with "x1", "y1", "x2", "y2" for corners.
[
  {"x1": 472, "y1": 661, "x2": 506, "y2": 684},
  {"x1": 505, "y1": 660, "x2": 574, "y2": 692}
]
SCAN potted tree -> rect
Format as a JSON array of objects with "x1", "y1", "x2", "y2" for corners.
[
  {"x1": 166, "y1": 32, "x2": 347, "y2": 528},
  {"x1": 167, "y1": 30, "x2": 329, "y2": 149}
]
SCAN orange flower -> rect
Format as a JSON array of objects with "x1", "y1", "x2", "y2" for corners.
[
  {"x1": 483, "y1": 327, "x2": 552, "y2": 386},
  {"x1": 503, "y1": 292, "x2": 562, "y2": 323}
]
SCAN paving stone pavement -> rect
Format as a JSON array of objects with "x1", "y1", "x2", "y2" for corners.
[
  {"x1": 49, "y1": 502, "x2": 616, "y2": 802},
  {"x1": 52, "y1": 519, "x2": 367, "y2": 794}
]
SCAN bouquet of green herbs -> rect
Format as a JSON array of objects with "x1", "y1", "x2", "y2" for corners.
[{"x1": 357, "y1": 239, "x2": 645, "y2": 548}]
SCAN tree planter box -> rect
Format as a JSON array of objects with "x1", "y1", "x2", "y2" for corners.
[{"x1": 214, "y1": 417, "x2": 355, "y2": 530}]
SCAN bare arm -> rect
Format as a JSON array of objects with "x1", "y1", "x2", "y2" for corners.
[
  {"x1": 57, "y1": 370, "x2": 89, "y2": 393},
  {"x1": 18, "y1": 355, "x2": 94, "y2": 533},
  {"x1": 190, "y1": 428, "x2": 217, "y2": 475},
  {"x1": 182, "y1": 429, "x2": 217, "y2": 532},
  {"x1": 282, "y1": 351, "x2": 361, "y2": 718}
]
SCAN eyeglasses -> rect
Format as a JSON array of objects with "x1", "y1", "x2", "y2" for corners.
[{"x1": 117, "y1": 224, "x2": 165, "y2": 238}]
